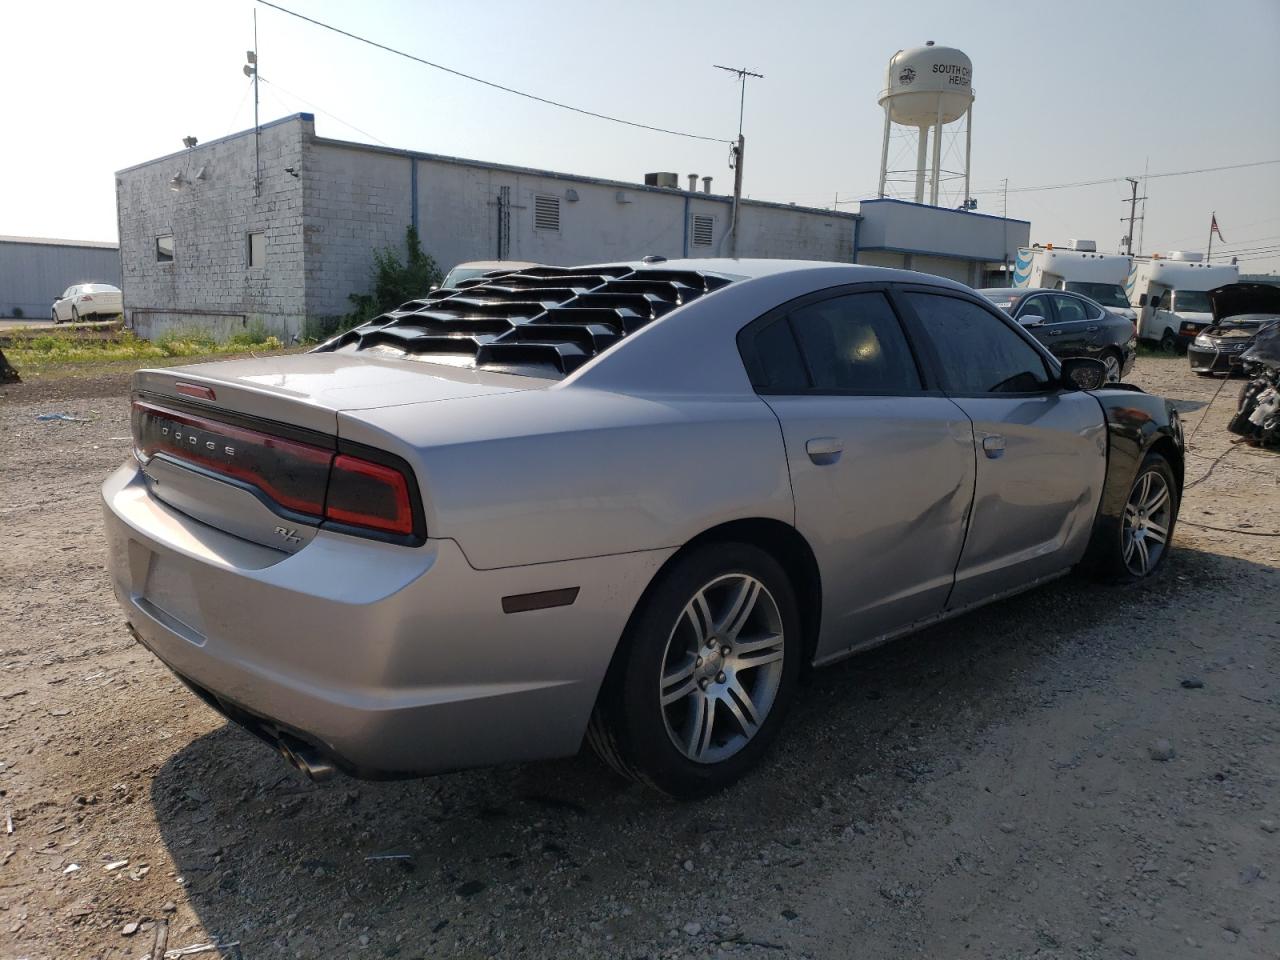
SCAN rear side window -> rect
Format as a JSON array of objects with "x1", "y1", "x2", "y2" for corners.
[
  {"x1": 1052, "y1": 294, "x2": 1088, "y2": 323},
  {"x1": 740, "y1": 291, "x2": 922, "y2": 394},
  {"x1": 906, "y1": 292, "x2": 1052, "y2": 394},
  {"x1": 789, "y1": 292, "x2": 921, "y2": 392},
  {"x1": 745, "y1": 316, "x2": 810, "y2": 392}
]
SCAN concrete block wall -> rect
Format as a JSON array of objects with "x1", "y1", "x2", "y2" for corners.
[
  {"x1": 116, "y1": 116, "x2": 307, "y2": 338},
  {"x1": 301, "y1": 142, "x2": 414, "y2": 321}
]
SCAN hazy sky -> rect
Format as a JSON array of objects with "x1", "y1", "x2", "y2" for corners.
[{"x1": 4, "y1": 0, "x2": 1279, "y2": 271}]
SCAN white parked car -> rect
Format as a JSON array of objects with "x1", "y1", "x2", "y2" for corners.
[
  {"x1": 439, "y1": 260, "x2": 543, "y2": 289},
  {"x1": 51, "y1": 283, "x2": 123, "y2": 323}
]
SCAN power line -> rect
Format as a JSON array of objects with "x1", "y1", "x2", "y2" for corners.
[
  {"x1": 259, "y1": 75, "x2": 389, "y2": 145},
  {"x1": 255, "y1": 0, "x2": 731, "y2": 144},
  {"x1": 970, "y1": 158, "x2": 1280, "y2": 196}
]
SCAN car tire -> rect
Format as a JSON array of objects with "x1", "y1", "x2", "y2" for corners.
[
  {"x1": 1194, "y1": 370, "x2": 1214, "y2": 377},
  {"x1": 587, "y1": 542, "x2": 801, "y2": 799},
  {"x1": 1159, "y1": 330, "x2": 1178, "y2": 355},
  {"x1": 71, "y1": 307, "x2": 80, "y2": 324},
  {"x1": 1082, "y1": 451, "x2": 1179, "y2": 584},
  {"x1": 51, "y1": 310, "x2": 60, "y2": 324},
  {"x1": 1100, "y1": 349, "x2": 1123, "y2": 382}
]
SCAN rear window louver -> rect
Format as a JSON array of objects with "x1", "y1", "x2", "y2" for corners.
[{"x1": 314, "y1": 266, "x2": 735, "y2": 377}]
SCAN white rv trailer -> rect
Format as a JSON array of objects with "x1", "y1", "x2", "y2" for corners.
[
  {"x1": 1012, "y1": 240, "x2": 1135, "y2": 320},
  {"x1": 1126, "y1": 252, "x2": 1239, "y2": 350}
]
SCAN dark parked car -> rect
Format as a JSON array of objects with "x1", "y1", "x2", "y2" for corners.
[
  {"x1": 979, "y1": 288, "x2": 1137, "y2": 382},
  {"x1": 1188, "y1": 283, "x2": 1280, "y2": 376}
]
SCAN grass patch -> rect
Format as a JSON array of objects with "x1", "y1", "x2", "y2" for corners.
[{"x1": 6, "y1": 328, "x2": 287, "y2": 380}]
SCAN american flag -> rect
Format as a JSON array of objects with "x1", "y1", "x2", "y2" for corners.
[{"x1": 1210, "y1": 213, "x2": 1225, "y2": 242}]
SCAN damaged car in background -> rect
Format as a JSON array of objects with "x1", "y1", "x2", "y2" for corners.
[
  {"x1": 1188, "y1": 282, "x2": 1280, "y2": 377},
  {"x1": 103, "y1": 260, "x2": 1184, "y2": 799}
]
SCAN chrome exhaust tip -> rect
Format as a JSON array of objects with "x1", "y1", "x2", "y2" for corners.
[{"x1": 277, "y1": 737, "x2": 337, "y2": 782}]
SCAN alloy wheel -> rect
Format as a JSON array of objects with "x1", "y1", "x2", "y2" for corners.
[
  {"x1": 1123, "y1": 469, "x2": 1172, "y2": 576},
  {"x1": 659, "y1": 574, "x2": 785, "y2": 764},
  {"x1": 1103, "y1": 353, "x2": 1122, "y2": 382}
]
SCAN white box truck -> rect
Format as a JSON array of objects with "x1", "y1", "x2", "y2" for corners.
[
  {"x1": 1126, "y1": 252, "x2": 1239, "y2": 352},
  {"x1": 1012, "y1": 240, "x2": 1136, "y2": 321}
]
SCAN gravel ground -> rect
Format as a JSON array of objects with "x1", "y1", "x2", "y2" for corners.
[{"x1": 1, "y1": 355, "x2": 1277, "y2": 960}]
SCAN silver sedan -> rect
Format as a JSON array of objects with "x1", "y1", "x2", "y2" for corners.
[{"x1": 102, "y1": 260, "x2": 1184, "y2": 798}]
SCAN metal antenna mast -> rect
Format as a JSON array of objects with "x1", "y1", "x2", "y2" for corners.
[
  {"x1": 244, "y1": 12, "x2": 261, "y2": 196},
  {"x1": 714, "y1": 64, "x2": 763, "y2": 258}
]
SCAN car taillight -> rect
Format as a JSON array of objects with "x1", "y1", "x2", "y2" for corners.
[
  {"x1": 131, "y1": 400, "x2": 419, "y2": 540},
  {"x1": 81, "y1": 294, "x2": 94, "y2": 302},
  {"x1": 326, "y1": 454, "x2": 414, "y2": 535},
  {"x1": 132, "y1": 401, "x2": 331, "y2": 516}
]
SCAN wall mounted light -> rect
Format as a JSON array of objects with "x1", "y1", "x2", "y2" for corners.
[{"x1": 169, "y1": 172, "x2": 188, "y2": 191}]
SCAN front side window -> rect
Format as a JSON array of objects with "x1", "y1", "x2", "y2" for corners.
[
  {"x1": 1018, "y1": 296, "x2": 1050, "y2": 322},
  {"x1": 906, "y1": 292, "x2": 1053, "y2": 394},
  {"x1": 156, "y1": 235, "x2": 174, "y2": 262}
]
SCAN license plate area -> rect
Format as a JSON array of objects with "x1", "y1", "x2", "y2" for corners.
[{"x1": 139, "y1": 552, "x2": 207, "y2": 645}]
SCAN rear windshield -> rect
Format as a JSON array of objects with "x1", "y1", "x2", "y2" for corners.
[
  {"x1": 1063, "y1": 282, "x2": 1129, "y2": 309},
  {"x1": 83, "y1": 283, "x2": 120, "y2": 293},
  {"x1": 1172, "y1": 290, "x2": 1212, "y2": 314}
]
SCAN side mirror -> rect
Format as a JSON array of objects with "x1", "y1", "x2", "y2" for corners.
[
  {"x1": 1020, "y1": 316, "x2": 1046, "y2": 328},
  {"x1": 1060, "y1": 357, "x2": 1107, "y2": 391}
]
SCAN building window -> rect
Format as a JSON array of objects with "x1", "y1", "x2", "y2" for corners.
[
  {"x1": 156, "y1": 235, "x2": 174, "y2": 262},
  {"x1": 534, "y1": 195, "x2": 561, "y2": 232},
  {"x1": 248, "y1": 231, "x2": 265, "y2": 268},
  {"x1": 691, "y1": 215, "x2": 715, "y2": 247}
]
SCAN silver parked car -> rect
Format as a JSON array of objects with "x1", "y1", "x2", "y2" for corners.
[{"x1": 103, "y1": 260, "x2": 1184, "y2": 798}]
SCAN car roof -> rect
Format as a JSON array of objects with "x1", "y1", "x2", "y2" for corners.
[
  {"x1": 592, "y1": 258, "x2": 964, "y2": 284},
  {"x1": 977, "y1": 287, "x2": 1060, "y2": 297},
  {"x1": 451, "y1": 260, "x2": 542, "y2": 270}
]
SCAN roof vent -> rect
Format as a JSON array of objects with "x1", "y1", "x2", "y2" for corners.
[
  {"x1": 1168, "y1": 251, "x2": 1204, "y2": 262},
  {"x1": 1068, "y1": 239, "x2": 1097, "y2": 252},
  {"x1": 645, "y1": 172, "x2": 679, "y2": 189}
]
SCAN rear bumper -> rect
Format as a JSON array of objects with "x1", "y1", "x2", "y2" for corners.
[{"x1": 102, "y1": 462, "x2": 671, "y2": 778}]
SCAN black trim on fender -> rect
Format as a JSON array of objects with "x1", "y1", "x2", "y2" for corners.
[{"x1": 1083, "y1": 388, "x2": 1185, "y2": 565}]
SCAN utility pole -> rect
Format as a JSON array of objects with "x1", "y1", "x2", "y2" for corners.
[
  {"x1": 714, "y1": 64, "x2": 763, "y2": 258},
  {"x1": 244, "y1": 12, "x2": 260, "y2": 196},
  {"x1": 1121, "y1": 177, "x2": 1145, "y2": 256},
  {"x1": 1001, "y1": 178, "x2": 1009, "y2": 281}
]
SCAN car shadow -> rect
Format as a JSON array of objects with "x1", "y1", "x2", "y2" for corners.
[{"x1": 149, "y1": 542, "x2": 1266, "y2": 956}]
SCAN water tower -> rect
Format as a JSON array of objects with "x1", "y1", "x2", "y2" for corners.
[{"x1": 876, "y1": 42, "x2": 974, "y2": 207}]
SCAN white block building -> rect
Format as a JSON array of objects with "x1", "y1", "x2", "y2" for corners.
[{"x1": 115, "y1": 114, "x2": 1027, "y2": 338}]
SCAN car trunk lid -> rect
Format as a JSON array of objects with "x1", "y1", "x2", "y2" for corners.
[{"x1": 129, "y1": 353, "x2": 549, "y2": 551}]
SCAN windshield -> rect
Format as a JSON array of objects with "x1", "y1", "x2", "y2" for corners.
[
  {"x1": 1172, "y1": 289, "x2": 1212, "y2": 314},
  {"x1": 1063, "y1": 282, "x2": 1130, "y2": 309},
  {"x1": 442, "y1": 267, "x2": 490, "y2": 288}
]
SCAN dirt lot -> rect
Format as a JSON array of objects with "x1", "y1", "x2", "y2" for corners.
[{"x1": 1, "y1": 356, "x2": 1277, "y2": 960}]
